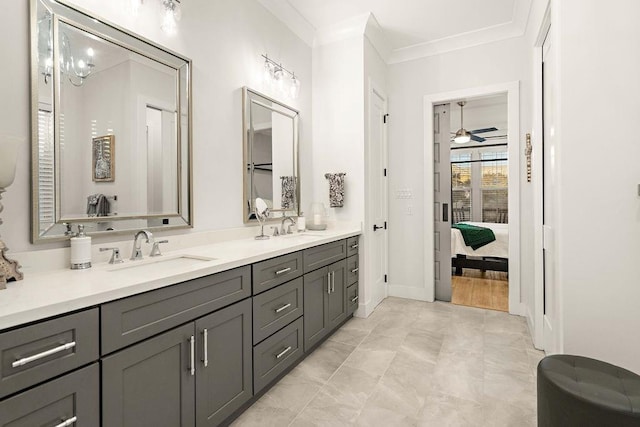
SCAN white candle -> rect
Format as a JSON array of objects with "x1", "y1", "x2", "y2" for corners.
[{"x1": 313, "y1": 214, "x2": 322, "y2": 225}]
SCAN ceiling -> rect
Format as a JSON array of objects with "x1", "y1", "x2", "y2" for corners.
[{"x1": 258, "y1": 0, "x2": 533, "y2": 63}]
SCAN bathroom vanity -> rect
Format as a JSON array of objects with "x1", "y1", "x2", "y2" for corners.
[{"x1": 0, "y1": 228, "x2": 360, "y2": 426}]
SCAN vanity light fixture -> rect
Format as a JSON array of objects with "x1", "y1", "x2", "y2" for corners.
[{"x1": 262, "y1": 54, "x2": 300, "y2": 100}]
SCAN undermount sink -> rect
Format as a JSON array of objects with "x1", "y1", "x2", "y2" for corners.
[
  {"x1": 281, "y1": 232, "x2": 325, "y2": 239},
  {"x1": 108, "y1": 255, "x2": 216, "y2": 273}
]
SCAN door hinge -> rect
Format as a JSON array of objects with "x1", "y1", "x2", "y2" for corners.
[
  {"x1": 383, "y1": 168, "x2": 387, "y2": 177},
  {"x1": 383, "y1": 114, "x2": 389, "y2": 124},
  {"x1": 384, "y1": 274, "x2": 388, "y2": 283}
]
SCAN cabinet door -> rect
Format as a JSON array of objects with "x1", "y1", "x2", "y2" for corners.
[
  {"x1": 102, "y1": 323, "x2": 196, "y2": 427},
  {"x1": 196, "y1": 299, "x2": 252, "y2": 427},
  {"x1": 327, "y1": 259, "x2": 347, "y2": 330},
  {"x1": 303, "y1": 266, "x2": 330, "y2": 351},
  {"x1": 0, "y1": 363, "x2": 99, "y2": 427}
]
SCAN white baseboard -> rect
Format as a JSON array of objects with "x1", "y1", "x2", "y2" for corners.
[
  {"x1": 354, "y1": 296, "x2": 383, "y2": 318},
  {"x1": 387, "y1": 283, "x2": 433, "y2": 302},
  {"x1": 509, "y1": 302, "x2": 526, "y2": 317}
]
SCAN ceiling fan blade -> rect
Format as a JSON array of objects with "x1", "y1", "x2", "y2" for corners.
[
  {"x1": 482, "y1": 135, "x2": 508, "y2": 139},
  {"x1": 470, "y1": 127, "x2": 498, "y2": 134},
  {"x1": 470, "y1": 134, "x2": 486, "y2": 143}
]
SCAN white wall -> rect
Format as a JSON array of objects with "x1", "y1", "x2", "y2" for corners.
[
  {"x1": 387, "y1": 36, "x2": 534, "y2": 314},
  {"x1": 0, "y1": 0, "x2": 312, "y2": 252},
  {"x1": 554, "y1": 0, "x2": 640, "y2": 373}
]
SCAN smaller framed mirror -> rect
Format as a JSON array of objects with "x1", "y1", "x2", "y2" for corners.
[{"x1": 243, "y1": 87, "x2": 300, "y2": 222}]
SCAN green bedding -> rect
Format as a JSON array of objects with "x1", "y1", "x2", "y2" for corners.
[{"x1": 452, "y1": 223, "x2": 496, "y2": 250}]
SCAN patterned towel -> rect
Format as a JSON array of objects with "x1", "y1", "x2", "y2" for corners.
[
  {"x1": 325, "y1": 173, "x2": 346, "y2": 207},
  {"x1": 280, "y1": 176, "x2": 296, "y2": 209}
]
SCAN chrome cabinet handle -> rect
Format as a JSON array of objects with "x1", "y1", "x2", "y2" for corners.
[
  {"x1": 275, "y1": 267, "x2": 292, "y2": 275},
  {"x1": 275, "y1": 303, "x2": 291, "y2": 313},
  {"x1": 12, "y1": 341, "x2": 76, "y2": 368},
  {"x1": 331, "y1": 271, "x2": 335, "y2": 293},
  {"x1": 189, "y1": 335, "x2": 195, "y2": 376},
  {"x1": 202, "y1": 329, "x2": 208, "y2": 368},
  {"x1": 54, "y1": 416, "x2": 78, "y2": 427},
  {"x1": 351, "y1": 267, "x2": 359, "y2": 273},
  {"x1": 351, "y1": 243, "x2": 359, "y2": 249},
  {"x1": 275, "y1": 346, "x2": 292, "y2": 359},
  {"x1": 351, "y1": 295, "x2": 359, "y2": 303},
  {"x1": 327, "y1": 273, "x2": 331, "y2": 294}
]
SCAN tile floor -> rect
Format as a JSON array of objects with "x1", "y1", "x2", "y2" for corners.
[{"x1": 232, "y1": 297, "x2": 545, "y2": 426}]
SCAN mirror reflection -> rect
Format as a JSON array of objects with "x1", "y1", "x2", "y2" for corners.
[
  {"x1": 32, "y1": 0, "x2": 192, "y2": 242},
  {"x1": 243, "y1": 87, "x2": 299, "y2": 222}
]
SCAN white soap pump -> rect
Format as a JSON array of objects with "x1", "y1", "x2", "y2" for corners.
[{"x1": 70, "y1": 225, "x2": 92, "y2": 270}]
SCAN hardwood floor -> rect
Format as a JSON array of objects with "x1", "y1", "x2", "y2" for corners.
[{"x1": 451, "y1": 269, "x2": 509, "y2": 312}]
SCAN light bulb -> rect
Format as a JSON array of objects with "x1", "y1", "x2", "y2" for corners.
[
  {"x1": 274, "y1": 68, "x2": 284, "y2": 93},
  {"x1": 161, "y1": 7, "x2": 177, "y2": 34},
  {"x1": 130, "y1": 0, "x2": 143, "y2": 16},
  {"x1": 263, "y1": 60, "x2": 274, "y2": 84},
  {"x1": 86, "y1": 47, "x2": 94, "y2": 57},
  {"x1": 45, "y1": 57, "x2": 53, "y2": 68},
  {"x1": 290, "y1": 75, "x2": 300, "y2": 99},
  {"x1": 77, "y1": 59, "x2": 86, "y2": 69}
]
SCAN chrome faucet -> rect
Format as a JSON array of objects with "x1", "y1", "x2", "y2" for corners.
[
  {"x1": 281, "y1": 216, "x2": 297, "y2": 235},
  {"x1": 131, "y1": 230, "x2": 154, "y2": 260}
]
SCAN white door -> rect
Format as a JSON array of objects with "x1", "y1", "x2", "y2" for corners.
[
  {"x1": 369, "y1": 87, "x2": 388, "y2": 304},
  {"x1": 542, "y1": 26, "x2": 559, "y2": 353},
  {"x1": 434, "y1": 104, "x2": 452, "y2": 301}
]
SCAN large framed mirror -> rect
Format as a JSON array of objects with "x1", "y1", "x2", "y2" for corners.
[
  {"x1": 243, "y1": 87, "x2": 300, "y2": 222},
  {"x1": 30, "y1": 0, "x2": 192, "y2": 242}
]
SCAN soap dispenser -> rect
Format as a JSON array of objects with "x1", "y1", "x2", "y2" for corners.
[{"x1": 70, "y1": 225, "x2": 92, "y2": 270}]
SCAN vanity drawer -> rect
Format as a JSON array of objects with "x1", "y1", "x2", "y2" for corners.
[
  {"x1": 253, "y1": 317, "x2": 303, "y2": 394},
  {"x1": 253, "y1": 277, "x2": 303, "y2": 344},
  {"x1": 346, "y1": 236, "x2": 359, "y2": 258},
  {"x1": 0, "y1": 363, "x2": 99, "y2": 427},
  {"x1": 252, "y1": 251, "x2": 303, "y2": 295},
  {"x1": 101, "y1": 266, "x2": 251, "y2": 355},
  {"x1": 347, "y1": 283, "x2": 359, "y2": 316},
  {"x1": 0, "y1": 308, "x2": 99, "y2": 399},
  {"x1": 303, "y1": 240, "x2": 347, "y2": 273},
  {"x1": 346, "y1": 255, "x2": 359, "y2": 286}
]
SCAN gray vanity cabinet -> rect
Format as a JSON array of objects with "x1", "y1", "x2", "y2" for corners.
[
  {"x1": 195, "y1": 299, "x2": 252, "y2": 426},
  {"x1": 0, "y1": 363, "x2": 99, "y2": 427},
  {"x1": 303, "y1": 259, "x2": 347, "y2": 351},
  {"x1": 102, "y1": 299, "x2": 253, "y2": 427},
  {"x1": 102, "y1": 322, "x2": 196, "y2": 427}
]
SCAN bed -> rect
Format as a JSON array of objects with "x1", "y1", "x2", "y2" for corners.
[{"x1": 451, "y1": 222, "x2": 509, "y2": 274}]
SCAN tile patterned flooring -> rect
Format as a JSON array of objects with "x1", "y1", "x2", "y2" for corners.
[{"x1": 231, "y1": 297, "x2": 544, "y2": 427}]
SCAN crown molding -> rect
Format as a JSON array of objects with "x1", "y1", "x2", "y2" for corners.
[{"x1": 256, "y1": 0, "x2": 316, "y2": 46}]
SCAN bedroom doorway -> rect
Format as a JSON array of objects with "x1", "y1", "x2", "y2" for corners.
[
  {"x1": 449, "y1": 95, "x2": 509, "y2": 312},
  {"x1": 424, "y1": 82, "x2": 522, "y2": 316}
]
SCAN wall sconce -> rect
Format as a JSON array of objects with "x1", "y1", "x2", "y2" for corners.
[
  {"x1": 262, "y1": 54, "x2": 300, "y2": 100},
  {"x1": 130, "y1": 0, "x2": 182, "y2": 35}
]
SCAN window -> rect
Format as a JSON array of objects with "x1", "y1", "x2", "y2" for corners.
[
  {"x1": 451, "y1": 152, "x2": 472, "y2": 222},
  {"x1": 38, "y1": 106, "x2": 54, "y2": 234},
  {"x1": 480, "y1": 151, "x2": 508, "y2": 223}
]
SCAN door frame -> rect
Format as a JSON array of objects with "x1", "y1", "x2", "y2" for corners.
[
  {"x1": 532, "y1": 4, "x2": 552, "y2": 351},
  {"x1": 423, "y1": 81, "x2": 523, "y2": 316},
  {"x1": 360, "y1": 77, "x2": 389, "y2": 317}
]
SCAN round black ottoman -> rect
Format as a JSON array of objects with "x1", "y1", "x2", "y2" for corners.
[{"x1": 537, "y1": 355, "x2": 640, "y2": 426}]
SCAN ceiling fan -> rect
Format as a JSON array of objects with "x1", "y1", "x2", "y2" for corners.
[{"x1": 451, "y1": 101, "x2": 504, "y2": 143}]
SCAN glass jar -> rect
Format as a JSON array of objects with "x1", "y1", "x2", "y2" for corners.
[{"x1": 307, "y1": 202, "x2": 327, "y2": 230}]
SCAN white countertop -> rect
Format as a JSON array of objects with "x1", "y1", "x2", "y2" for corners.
[{"x1": 0, "y1": 225, "x2": 361, "y2": 330}]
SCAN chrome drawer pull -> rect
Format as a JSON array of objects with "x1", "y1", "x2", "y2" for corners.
[
  {"x1": 351, "y1": 243, "x2": 359, "y2": 249},
  {"x1": 12, "y1": 341, "x2": 76, "y2": 368},
  {"x1": 275, "y1": 267, "x2": 292, "y2": 275},
  {"x1": 189, "y1": 335, "x2": 195, "y2": 376},
  {"x1": 275, "y1": 346, "x2": 292, "y2": 359},
  {"x1": 351, "y1": 267, "x2": 359, "y2": 273},
  {"x1": 54, "y1": 416, "x2": 78, "y2": 427},
  {"x1": 202, "y1": 329, "x2": 208, "y2": 368},
  {"x1": 351, "y1": 296, "x2": 359, "y2": 303},
  {"x1": 275, "y1": 303, "x2": 291, "y2": 313}
]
